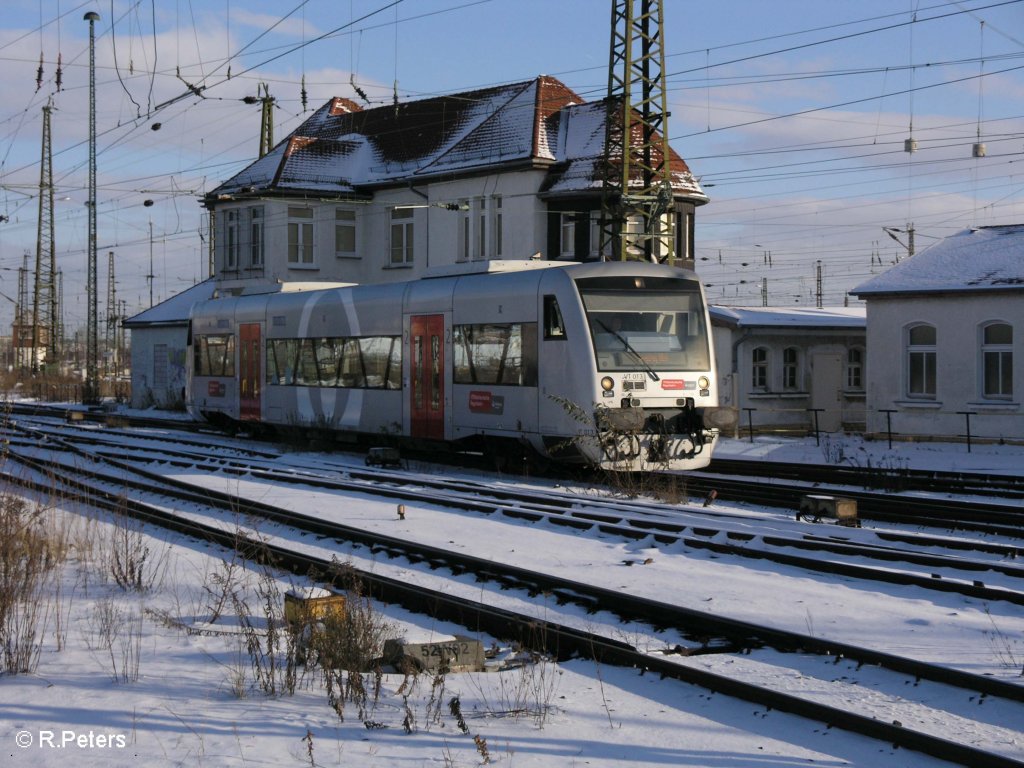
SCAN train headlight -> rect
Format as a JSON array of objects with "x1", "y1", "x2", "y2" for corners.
[
  {"x1": 600, "y1": 376, "x2": 615, "y2": 392},
  {"x1": 697, "y1": 376, "x2": 710, "y2": 390}
]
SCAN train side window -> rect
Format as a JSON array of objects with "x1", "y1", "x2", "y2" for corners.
[
  {"x1": 543, "y1": 295, "x2": 566, "y2": 340},
  {"x1": 194, "y1": 334, "x2": 235, "y2": 377}
]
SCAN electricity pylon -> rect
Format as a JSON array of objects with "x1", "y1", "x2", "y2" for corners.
[
  {"x1": 599, "y1": 0, "x2": 677, "y2": 266},
  {"x1": 32, "y1": 100, "x2": 60, "y2": 372}
]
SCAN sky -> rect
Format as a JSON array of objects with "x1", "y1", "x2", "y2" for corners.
[{"x1": 0, "y1": 0, "x2": 1022, "y2": 331}]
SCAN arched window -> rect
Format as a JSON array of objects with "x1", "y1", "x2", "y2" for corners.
[
  {"x1": 906, "y1": 324, "x2": 936, "y2": 398},
  {"x1": 751, "y1": 347, "x2": 769, "y2": 390},
  {"x1": 846, "y1": 347, "x2": 865, "y2": 391},
  {"x1": 782, "y1": 347, "x2": 800, "y2": 390},
  {"x1": 981, "y1": 322, "x2": 1013, "y2": 398}
]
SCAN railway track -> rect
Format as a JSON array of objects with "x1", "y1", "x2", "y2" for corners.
[
  {"x1": 1, "y1": 413, "x2": 1023, "y2": 765},
  {"x1": 710, "y1": 456, "x2": 1024, "y2": 499},
  {"x1": 12, "y1": 417, "x2": 1024, "y2": 609}
]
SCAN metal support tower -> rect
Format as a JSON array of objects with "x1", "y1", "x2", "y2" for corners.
[
  {"x1": 258, "y1": 83, "x2": 275, "y2": 158},
  {"x1": 84, "y1": 11, "x2": 100, "y2": 403},
  {"x1": 32, "y1": 101, "x2": 59, "y2": 373},
  {"x1": 600, "y1": 0, "x2": 676, "y2": 265},
  {"x1": 105, "y1": 250, "x2": 116, "y2": 377},
  {"x1": 15, "y1": 254, "x2": 29, "y2": 370}
]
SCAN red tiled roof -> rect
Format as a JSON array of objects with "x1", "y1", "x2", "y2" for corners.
[{"x1": 210, "y1": 75, "x2": 705, "y2": 203}]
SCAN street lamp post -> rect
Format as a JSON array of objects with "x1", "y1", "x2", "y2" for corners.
[{"x1": 84, "y1": 11, "x2": 99, "y2": 403}]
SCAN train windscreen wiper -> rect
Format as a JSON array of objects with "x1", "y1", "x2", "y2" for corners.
[{"x1": 596, "y1": 320, "x2": 660, "y2": 381}]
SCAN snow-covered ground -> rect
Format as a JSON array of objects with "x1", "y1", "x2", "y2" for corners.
[{"x1": 1, "y1": 428, "x2": 1022, "y2": 767}]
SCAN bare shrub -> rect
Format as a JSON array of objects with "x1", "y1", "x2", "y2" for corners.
[
  {"x1": 984, "y1": 607, "x2": 1024, "y2": 677},
  {"x1": 202, "y1": 550, "x2": 248, "y2": 624},
  {"x1": 308, "y1": 561, "x2": 397, "y2": 724},
  {"x1": 103, "y1": 505, "x2": 167, "y2": 592},
  {"x1": 229, "y1": 565, "x2": 305, "y2": 697},
  {"x1": 0, "y1": 494, "x2": 64, "y2": 674},
  {"x1": 86, "y1": 595, "x2": 143, "y2": 683},
  {"x1": 468, "y1": 646, "x2": 562, "y2": 728}
]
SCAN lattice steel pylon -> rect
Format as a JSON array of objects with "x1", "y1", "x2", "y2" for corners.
[
  {"x1": 600, "y1": 0, "x2": 676, "y2": 265},
  {"x1": 84, "y1": 10, "x2": 100, "y2": 403},
  {"x1": 15, "y1": 253, "x2": 30, "y2": 371},
  {"x1": 105, "y1": 250, "x2": 116, "y2": 377},
  {"x1": 32, "y1": 100, "x2": 60, "y2": 373}
]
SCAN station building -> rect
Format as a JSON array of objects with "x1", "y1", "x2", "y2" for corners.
[
  {"x1": 709, "y1": 306, "x2": 867, "y2": 436},
  {"x1": 126, "y1": 75, "x2": 707, "y2": 409},
  {"x1": 851, "y1": 224, "x2": 1024, "y2": 443}
]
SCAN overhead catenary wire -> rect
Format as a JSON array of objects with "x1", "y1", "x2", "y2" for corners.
[{"x1": 0, "y1": 0, "x2": 1019, "y2": 319}]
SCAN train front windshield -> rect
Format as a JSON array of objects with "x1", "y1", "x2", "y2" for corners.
[{"x1": 576, "y1": 275, "x2": 711, "y2": 373}]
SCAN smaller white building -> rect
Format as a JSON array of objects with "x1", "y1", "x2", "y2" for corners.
[
  {"x1": 710, "y1": 306, "x2": 867, "y2": 435},
  {"x1": 123, "y1": 281, "x2": 216, "y2": 409},
  {"x1": 852, "y1": 224, "x2": 1023, "y2": 443}
]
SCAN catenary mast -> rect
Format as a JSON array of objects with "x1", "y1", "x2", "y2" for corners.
[
  {"x1": 31, "y1": 100, "x2": 59, "y2": 373},
  {"x1": 600, "y1": 0, "x2": 679, "y2": 267}
]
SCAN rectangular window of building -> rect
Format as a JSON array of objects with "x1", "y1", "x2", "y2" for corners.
[
  {"x1": 560, "y1": 213, "x2": 575, "y2": 258},
  {"x1": 225, "y1": 210, "x2": 239, "y2": 269},
  {"x1": 847, "y1": 348, "x2": 864, "y2": 390},
  {"x1": 590, "y1": 213, "x2": 612, "y2": 259},
  {"x1": 335, "y1": 208, "x2": 357, "y2": 257},
  {"x1": 287, "y1": 207, "x2": 315, "y2": 265},
  {"x1": 783, "y1": 347, "x2": 799, "y2": 390},
  {"x1": 390, "y1": 208, "x2": 414, "y2": 265},
  {"x1": 982, "y1": 323, "x2": 1013, "y2": 398},
  {"x1": 477, "y1": 198, "x2": 487, "y2": 260},
  {"x1": 752, "y1": 347, "x2": 769, "y2": 390},
  {"x1": 249, "y1": 206, "x2": 264, "y2": 268},
  {"x1": 491, "y1": 196, "x2": 503, "y2": 258},
  {"x1": 907, "y1": 324, "x2": 937, "y2": 398}
]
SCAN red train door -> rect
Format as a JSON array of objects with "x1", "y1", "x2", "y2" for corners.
[
  {"x1": 239, "y1": 323, "x2": 261, "y2": 421},
  {"x1": 410, "y1": 314, "x2": 444, "y2": 439}
]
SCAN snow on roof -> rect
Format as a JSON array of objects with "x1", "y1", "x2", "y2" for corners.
[
  {"x1": 123, "y1": 279, "x2": 217, "y2": 328},
  {"x1": 210, "y1": 76, "x2": 706, "y2": 202},
  {"x1": 212, "y1": 78, "x2": 574, "y2": 198},
  {"x1": 852, "y1": 224, "x2": 1024, "y2": 296},
  {"x1": 540, "y1": 100, "x2": 706, "y2": 199},
  {"x1": 710, "y1": 305, "x2": 866, "y2": 329}
]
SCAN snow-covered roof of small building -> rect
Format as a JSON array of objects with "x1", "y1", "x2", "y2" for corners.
[
  {"x1": 210, "y1": 76, "x2": 705, "y2": 202},
  {"x1": 852, "y1": 224, "x2": 1024, "y2": 297},
  {"x1": 710, "y1": 305, "x2": 865, "y2": 330},
  {"x1": 124, "y1": 279, "x2": 217, "y2": 328}
]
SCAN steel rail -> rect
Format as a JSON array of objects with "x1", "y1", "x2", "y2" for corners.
[{"x1": 2, "y1": 448, "x2": 1023, "y2": 767}]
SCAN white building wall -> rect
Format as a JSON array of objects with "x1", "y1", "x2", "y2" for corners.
[
  {"x1": 129, "y1": 325, "x2": 188, "y2": 410},
  {"x1": 712, "y1": 325, "x2": 866, "y2": 435},
  {"x1": 423, "y1": 171, "x2": 548, "y2": 265},
  {"x1": 865, "y1": 292, "x2": 1023, "y2": 441},
  {"x1": 212, "y1": 170, "x2": 551, "y2": 296}
]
